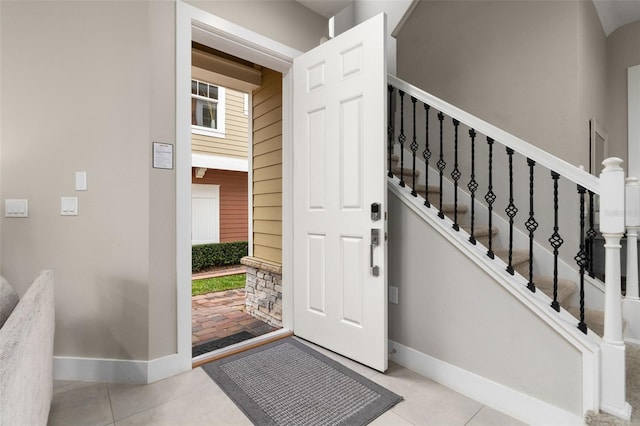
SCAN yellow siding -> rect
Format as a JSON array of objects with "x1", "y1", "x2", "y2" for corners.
[
  {"x1": 191, "y1": 88, "x2": 248, "y2": 159},
  {"x1": 252, "y1": 68, "x2": 283, "y2": 264}
]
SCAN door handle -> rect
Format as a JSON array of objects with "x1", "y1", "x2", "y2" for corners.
[{"x1": 370, "y1": 229, "x2": 380, "y2": 277}]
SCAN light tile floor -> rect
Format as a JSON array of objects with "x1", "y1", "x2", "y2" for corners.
[{"x1": 48, "y1": 338, "x2": 527, "y2": 426}]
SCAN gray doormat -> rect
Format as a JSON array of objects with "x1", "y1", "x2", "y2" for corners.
[{"x1": 202, "y1": 337, "x2": 402, "y2": 426}]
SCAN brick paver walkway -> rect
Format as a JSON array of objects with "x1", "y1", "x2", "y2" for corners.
[{"x1": 192, "y1": 288, "x2": 278, "y2": 346}]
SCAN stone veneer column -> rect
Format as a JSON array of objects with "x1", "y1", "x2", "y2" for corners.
[{"x1": 240, "y1": 256, "x2": 282, "y2": 327}]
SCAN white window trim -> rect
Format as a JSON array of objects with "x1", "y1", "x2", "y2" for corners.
[{"x1": 191, "y1": 81, "x2": 226, "y2": 137}]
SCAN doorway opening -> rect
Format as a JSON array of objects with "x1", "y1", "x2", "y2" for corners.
[{"x1": 189, "y1": 43, "x2": 284, "y2": 359}]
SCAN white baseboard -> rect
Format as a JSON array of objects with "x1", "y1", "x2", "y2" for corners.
[
  {"x1": 388, "y1": 340, "x2": 584, "y2": 426},
  {"x1": 53, "y1": 353, "x2": 187, "y2": 384}
]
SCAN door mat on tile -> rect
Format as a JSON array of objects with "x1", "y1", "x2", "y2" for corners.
[
  {"x1": 192, "y1": 331, "x2": 255, "y2": 357},
  {"x1": 202, "y1": 337, "x2": 402, "y2": 426}
]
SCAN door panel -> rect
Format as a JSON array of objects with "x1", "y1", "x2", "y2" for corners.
[{"x1": 293, "y1": 14, "x2": 387, "y2": 371}]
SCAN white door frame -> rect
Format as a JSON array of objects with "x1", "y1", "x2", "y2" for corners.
[
  {"x1": 629, "y1": 64, "x2": 640, "y2": 178},
  {"x1": 175, "y1": 1, "x2": 301, "y2": 373}
]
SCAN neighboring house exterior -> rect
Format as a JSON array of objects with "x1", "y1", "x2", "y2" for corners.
[
  {"x1": 1, "y1": 1, "x2": 640, "y2": 424},
  {"x1": 190, "y1": 65, "x2": 250, "y2": 245}
]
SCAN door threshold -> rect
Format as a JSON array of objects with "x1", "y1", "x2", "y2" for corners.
[{"x1": 192, "y1": 328, "x2": 293, "y2": 368}]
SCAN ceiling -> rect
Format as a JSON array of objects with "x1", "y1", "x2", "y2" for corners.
[
  {"x1": 295, "y1": 0, "x2": 353, "y2": 19},
  {"x1": 593, "y1": 0, "x2": 640, "y2": 36},
  {"x1": 295, "y1": 0, "x2": 640, "y2": 36}
]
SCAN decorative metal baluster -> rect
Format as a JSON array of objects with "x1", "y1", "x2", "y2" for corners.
[
  {"x1": 485, "y1": 137, "x2": 496, "y2": 259},
  {"x1": 549, "y1": 171, "x2": 564, "y2": 312},
  {"x1": 437, "y1": 112, "x2": 446, "y2": 219},
  {"x1": 398, "y1": 91, "x2": 406, "y2": 187},
  {"x1": 587, "y1": 190, "x2": 597, "y2": 278},
  {"x1": 423, "y1": 104, "x2": 432, "y2": 208},
  {"x1": 387, "y1": 85, "x2": 395, "y2": 178},
  {"x1": 505, "y1": 148, "x2": 518, "y2": 275},
  {"x1": 525, "y1": 159, "x2": 538, "y2": 292},
  {"x1": 451, "y1": 119, "x2": 461, "y2": 231},
  {"x1": 410, "y1": 97, "x2": 418, "y2": 196},
  {"x1": 468, "y1": 129, "x2": 478, "y2": 244},
  {"x1": 575, "y1": 185, "x2": 589, "y2": 333}
]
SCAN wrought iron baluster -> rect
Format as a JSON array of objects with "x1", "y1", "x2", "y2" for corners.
[
  {"x1": 387, "y1": 85, "x2": 395, "y2": 178},
  {"x1": 525, "y1": 159, "x2": 538, "y2": 292},
  {"x1": 423, "y1": 104, "x2": 432, "y2": 208},
  {"x1": 485, "y1": 137, "x2": 496, "y2": 259},
  {"x1": 398, "y1": 90, "x2": 406, "y2": 187},
  {"x1": 575, "y1": 185, "x2": 588, "y2": 334},
  {"x1": 587, "y1": 191, "x2": 597, "y2": 278},
  {"x1": 505, "y1": 148, "x2": 518, "y2": 275},
  {"x1": 451, "y1": 119, "x2": 461, "y2": 231},
  {"x1": 468, "y1": 129, "x2": 478, "y2": 244},
  {"x1": 549, "y1": 171, "x2": 564, "y2": 312},
  {"x1": 411, "y1": 97, "x2": 418, "y2": 196},
  {"x1": 437, "y1": 112, "x2": 446, "y2": 219}
]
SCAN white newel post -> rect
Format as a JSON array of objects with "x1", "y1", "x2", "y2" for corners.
[
  {"x1": 600, "y1": 158, "x2": 632, "y2": 420},
  {"x1": 623, "y1": 177, "x2": 640, "y2": 344}
]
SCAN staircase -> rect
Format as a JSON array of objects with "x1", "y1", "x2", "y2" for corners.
[
  {"x1": 386, "y1": 74, "x2": 637, "y2": 424},
  {"x1": 389, "y1": 153, "x2": 609, "y2": 337}
]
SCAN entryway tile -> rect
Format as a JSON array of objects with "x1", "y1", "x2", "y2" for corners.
[
  {"x1": 466, "y1": 405, "x2": 527, "y2": 426},
  {"x1": 114, "y1": 378, "x2": 251, "y2": 426},
  {"x1": 108, "y1": 367, "x2": 212, "y2": 421},
  {"x1": 48, "y1": 382, "x2": 113, "y2": 426}
]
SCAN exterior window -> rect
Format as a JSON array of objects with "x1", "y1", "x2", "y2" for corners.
[{"x1": 191, "y1": 79, "x2": 225, "y2": 136}]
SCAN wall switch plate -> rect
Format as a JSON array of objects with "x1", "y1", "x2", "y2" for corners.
[
  {"x1": 75, "y1": 171, "x2": 87, "y2": 191},
  {"x1": 5, "y1": 199, "x2": 28, "y2": 217},
  {"x1": 61, "y1": 197, "x2": 78, "y2": 216},
  {"x1": 389, "y1": 286, "x2": 399, "y2": 304}
]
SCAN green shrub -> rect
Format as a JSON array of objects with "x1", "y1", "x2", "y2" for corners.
[{"x1": 192, "y1": 241, "x2": 248, "y2": 273}]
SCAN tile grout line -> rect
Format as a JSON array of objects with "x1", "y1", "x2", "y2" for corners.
[
  {"x1": 108, "y1": 374, "x2": 215, "y2": 424},
  {"x1": 464, "y1": 405, "x2": 485, "y2": 425},
  {"x1": 106, "y1": 383, "x2": 116, "y2": 426}
]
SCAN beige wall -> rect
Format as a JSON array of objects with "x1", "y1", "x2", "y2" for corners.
[
  {"x1": 388, "y1": 192, "x2": 585, "y2": 415},
  {"x1": 0, "y1": 1, "x2": 170, "y2": 360},
  {"x1": 578, "y1": 0, "x2": 607, "y2": 170},
  {"x1": 252, "y1": 69, "x2": 283, "y2": 264},
  {"x1": 0, "y1": 0, "x2": 317, "y2": 365},
  {"x1": 191, "y1": 86, "x2": 249, "y2": 159},
  {"x1": 185, "y1": 0, "x2": 328, "y2": 53},
  {"x1": 397, "y1": 0, "x2": 588, "y2": 166},
  {"x1": 606, "y1": 20, "x2": 640, "y2": 163}
]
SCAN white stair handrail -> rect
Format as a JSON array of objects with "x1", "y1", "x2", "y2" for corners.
[{"x1": 388, "y1": 74, "x2": 600, "y2": 194}]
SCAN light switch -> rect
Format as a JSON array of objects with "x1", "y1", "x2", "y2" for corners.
[
  {"x1": 61, "y1": 197, "x2": 78, "y2": 216},
  {"x1": 75, "y1": 171, "x2": 87, "y2": 191},
  {"x1": 5, "y1": 199, "x2": 28, "y2": 217}
]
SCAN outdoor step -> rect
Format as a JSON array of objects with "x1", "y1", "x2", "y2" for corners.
[{"x1": 534, "y1": 276, "x2": 577, "y2": 307}]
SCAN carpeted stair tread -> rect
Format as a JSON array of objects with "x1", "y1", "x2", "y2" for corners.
[
  {"x1": 440, "y1": 203, "x2": 469, "y2": 214},
  {"x1": 391, "y1": 166, "x2": 421, "y2": 179},
  {"x1": 494, "y1": 249, "x2": 529, "y2": 267},
  {"x1": 414, "y1": 184, "x2": 440, "y2": 195},
  {"x1": 533, "y1": 276, "x2": 577, "y2": 306},
  {"x1": 462, "y1": 225, "x2": 498, "y2": 238},
  {"x1": 566, "y1": 306, "x2": 605, "y2": 337}
]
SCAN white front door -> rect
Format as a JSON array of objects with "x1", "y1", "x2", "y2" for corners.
[{"x1": 293, "y1": 14, "x2": 388, "y2": 372}]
